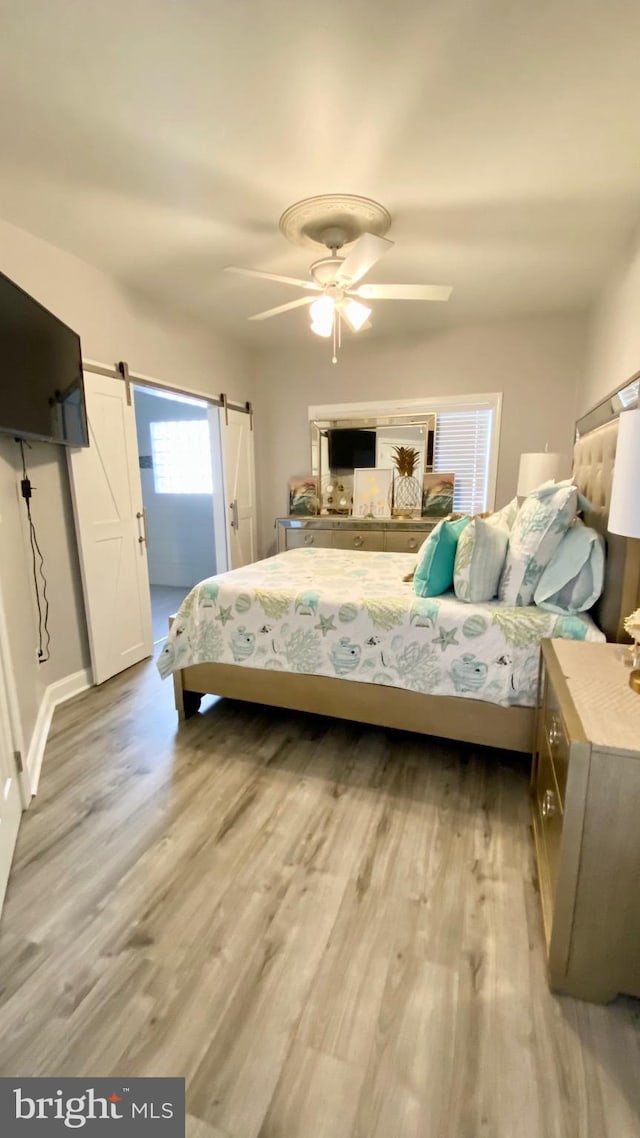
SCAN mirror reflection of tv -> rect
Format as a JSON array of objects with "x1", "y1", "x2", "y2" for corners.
[
  {"x1": 0, "y1": 270, "x2": 88, "y2": 446},
  {"x1": 328, "y1": 428, "x2": 376, "y2": 470}
]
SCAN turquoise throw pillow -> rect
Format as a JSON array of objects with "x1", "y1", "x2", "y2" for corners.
[{"x1": 414, "y1": 516, "x2": 470, "y2": 597}]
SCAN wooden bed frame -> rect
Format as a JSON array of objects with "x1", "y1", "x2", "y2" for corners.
[
  {"x1": 171, "y1": 414, "x2": 640, "y2": 754},
  {"x1": 173, "y1": 658, "x2": 536, "y2": 752}
]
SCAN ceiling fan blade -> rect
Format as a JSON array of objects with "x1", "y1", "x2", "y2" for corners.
[
  {"x1": 336, "y1": 233, "x2": 394, "y2": 286},
  {"x1": 248, "y1": 296, "x2": 315, "y2": 321},
  {"x1": 225, "y1": 266, "x2": 320, "y2": 291},
  {"x1": 354, "y1": 283, "x2": 453, "y2": 301}
]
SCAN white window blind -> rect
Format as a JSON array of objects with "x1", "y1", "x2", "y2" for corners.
[
  {"x1": 150, "y1": 420, "x2": 213, "y2": 494},
  {"x1": 434, "y1": 408, "x2": 494, "y2": 515}
]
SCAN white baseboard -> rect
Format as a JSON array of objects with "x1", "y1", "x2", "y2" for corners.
[{"x1": 26, "y1": 668, "x2": 92, "y2": 795}]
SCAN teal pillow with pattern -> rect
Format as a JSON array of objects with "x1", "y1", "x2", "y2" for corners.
[
  {"x1": 414, "y1": 516, "x2": 470, "y2": 597},
  {"x1": 499, "y1": 482, "x2": 578, "y2": 606}
]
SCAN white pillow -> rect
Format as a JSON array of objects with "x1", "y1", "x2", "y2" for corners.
[
  {"x1": 534, "y1": 522, "x2": 605, "y2": 613},
  {"x1": 454, "y1": 516, "x2": 510, "y2": 603},
  {"x1": 487, "y1": 496, "x2": 519, "y2": 531},
  {"x1": 499, "y1": 482, "x2": 578, "y2": 606}
]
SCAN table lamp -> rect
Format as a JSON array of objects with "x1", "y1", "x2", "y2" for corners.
[
  {"x1": 517, "y1": 451, "x2": 570, "y2": 499},
  {"x1": 609, "y1": 408, "x2": 640, "y2": 538}
]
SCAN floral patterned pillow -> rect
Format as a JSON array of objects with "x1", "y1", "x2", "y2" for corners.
[{"x1": 498, "y1": 482, "x2": 578, "y2": 606}]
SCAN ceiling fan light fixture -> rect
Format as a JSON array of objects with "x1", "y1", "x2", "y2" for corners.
[
  {"x1": 310, "y1": 295, "x2": 334, "y2": 337},
  {"x1": 232, "y1": 196, "x2": 453, "y2": 364},
  {"x1": 342, "y1": 298, "x2": 371, "y2": 332}
]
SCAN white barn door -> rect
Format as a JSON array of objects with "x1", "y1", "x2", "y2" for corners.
[
  {"x1": 221, "y1": 407, "x2": 257, "y2": 568},
  {"x1": 68, "y1": 373, "x2": 153, "y2": 685}
]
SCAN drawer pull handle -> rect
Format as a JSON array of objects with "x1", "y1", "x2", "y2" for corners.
[
  {"x1": 304, "y1": 534, "x2": 314, "y2": 545},
  {"x1": 546, "y1": 716, "x2": 563, "y2": 752},
  {"x1": 541, "y1": 789, "x2": 557, "y2": 819},
  {"x1": 353, "y1": 535, "x2": 363, "y2": 548},
  {"x1": 408, "y1": 537, "x2": 418, "y2": 550}
]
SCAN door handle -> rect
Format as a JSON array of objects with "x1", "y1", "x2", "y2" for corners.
[
  {"x1": 136, "y1": 508, "x2": 149, "y2": 547},
  {"x1": 230, "y1": 499, "x2": 239, "y2": 530}
]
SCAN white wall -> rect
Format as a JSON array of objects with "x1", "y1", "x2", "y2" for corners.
[
  {"x1": 0, "y1": 215, "x2": 251, "y2": 756},
  {"x1": 134, "y1": 389, "x2": 216, "y2": 587},
  {"x1": 581, "y1": 224, "x2": 640, "y2": 414},
  {"x1": 253, "y1": 312, "x2": 587, "y2": 555}
]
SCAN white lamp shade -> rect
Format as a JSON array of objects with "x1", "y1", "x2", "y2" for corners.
[
  {"x1": 517, "y1": 452, "x2": 571, "y2": 497},
  {"x1": 609, "y1": 408, "x2": 640, "y2": 538},
  {"x1": 310, "y1": 296, "x2": 334, "y2": 338}
]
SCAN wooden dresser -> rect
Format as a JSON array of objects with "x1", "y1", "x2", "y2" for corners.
[
  {"x1": 276, "y1": 516, "x2": 436, "y2": 555},
  {"x1": 532, "y1": 639, "x2": 640, "y2": 1003}
]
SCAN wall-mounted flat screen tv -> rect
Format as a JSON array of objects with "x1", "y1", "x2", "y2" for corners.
[
  {"x1": 0, "y1": 270, "x2": 88, "y2": 446},
  {"x1": 328, "y1": 428, "x2": 376, "y2": 470}
]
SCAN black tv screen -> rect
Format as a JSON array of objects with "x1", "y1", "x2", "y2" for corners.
[
  {"x1": 0, "y1": 271, "x2": 88, "y2": 446},
  {"x1": 328, "y1": 428, "x2": 376, "y2": 469}
]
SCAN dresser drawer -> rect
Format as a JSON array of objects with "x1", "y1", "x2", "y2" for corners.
[
  {"x1": 542, "y1": 691, "x2": 570, "y2": 808},
  {"x1": 332, "y1": 530, "x2": 382, "y2": 551},
  {"x1": 385, "y1": 529, "x2": 428, "y2": 554},
  {"x1": 285, "y1": 528, "x2": 332, "y2": 550},
  {"x1": 535, "y1": 744, "x2": 563, "y2": 906}
]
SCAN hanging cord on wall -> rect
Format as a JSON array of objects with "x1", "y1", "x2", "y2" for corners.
[{"x1": 17, "y1": 439, "x2": 51, "y2": 664}]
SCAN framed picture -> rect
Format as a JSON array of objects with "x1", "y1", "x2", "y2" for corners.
[
  {"x1": 352, "y1": 467, "x2": 393, "y2": 519},
  {"x1": 422, "y1": 472, "x2": 455, "y2": 517},
  {"x1": 289, "y1": 475, "x2": 320, "y2": 517}
]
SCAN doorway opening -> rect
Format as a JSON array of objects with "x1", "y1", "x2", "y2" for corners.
[{"x1": 133, "y1": 385, "x2": 221, "y2": 644}]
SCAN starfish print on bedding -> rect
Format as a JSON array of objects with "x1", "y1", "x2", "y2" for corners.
[
  {"x1": 314, "y1": 613, "x2": 336, "y2": 637},
  {"x1": 215, "y1": 605, "x2": 234, "y2": 626},
  {"x1": 432, "y1": 626, "x2": 459, "y2": 652}
]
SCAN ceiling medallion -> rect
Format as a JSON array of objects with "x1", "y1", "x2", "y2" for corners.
[{"x1": 279, "y1": 194, "x2": 392, "y2": 250}]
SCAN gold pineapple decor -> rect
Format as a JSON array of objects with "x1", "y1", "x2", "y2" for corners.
[
  {"x1": 391, "y1": 445, "x2": 422, "y2": 516},
  {"x1": 392, "y1": 446, "x2": 420, "y2": 477}
]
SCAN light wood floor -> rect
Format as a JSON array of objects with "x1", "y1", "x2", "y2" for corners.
[{"x1": 1, "y1": 660, "x2": 639, "y2": 1137}]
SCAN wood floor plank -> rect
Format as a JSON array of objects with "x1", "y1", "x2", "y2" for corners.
[
  {"x1": 258, "y1": 1043, "x2": 364, "y2": 1138},
  {"x1": 183, "y1": 865, "x2": 347, "y2": 1135},
  {"x1": 0, "y1": 659, "x2": 638, "y2": 1137},
  {"x1": 295, "y1": 879, "x2": 399, "y2": 1069},
  {"x1": 186, "y1": 1112, "x2": 231, "y2": 1138}
]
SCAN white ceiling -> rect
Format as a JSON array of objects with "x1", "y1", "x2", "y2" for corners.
[{"x1": 1, "y1": 0, "x2": 640, "y2": 344}]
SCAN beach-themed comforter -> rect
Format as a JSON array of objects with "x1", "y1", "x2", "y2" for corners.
[{"x1": 157, "y1": 547, "x2": 604, "y2": 708}]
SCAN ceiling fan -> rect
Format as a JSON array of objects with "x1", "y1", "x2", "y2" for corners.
[{"x1": 225, "y1": 194, "x2": 453, "y2": 362}]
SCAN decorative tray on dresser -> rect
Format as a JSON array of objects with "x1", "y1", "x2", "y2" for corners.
[
  {"x1": 532, "y1": 639, "x2": 640, "y2": 1003},
  {"x1": 275, "y1": 516, "x2": 436, "y2": 554}
]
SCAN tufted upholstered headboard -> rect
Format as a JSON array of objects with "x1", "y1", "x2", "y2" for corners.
[{"x1": 572, "y1": 417, "x2": 640, "y2": 641}]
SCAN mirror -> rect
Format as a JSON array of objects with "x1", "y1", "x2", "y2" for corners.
[
  {"x1": 576, "y1": 373, "x2": 639, "y2": 438},
  {"x1": 311, "y1": 413, "x2": 436, "y2": 514}
]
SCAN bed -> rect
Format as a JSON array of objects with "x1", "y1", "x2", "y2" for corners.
[{"x1": 159, "y1": 415, "x2": 640, "y2": 753}]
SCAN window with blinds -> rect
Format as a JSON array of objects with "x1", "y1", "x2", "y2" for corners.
[
  {"x1": 434, "y1": 407, "x2": 494, "y2": 515},
  {"x1": 150, "y1": 420, "x2": 213, "y2": 494}
]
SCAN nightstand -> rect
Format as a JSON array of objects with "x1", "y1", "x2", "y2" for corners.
[{"x1": 532, "y1": 639, "x2": 640, "y2": 1003}]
